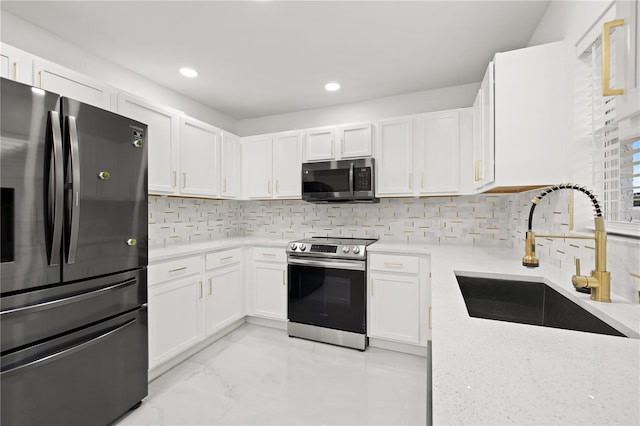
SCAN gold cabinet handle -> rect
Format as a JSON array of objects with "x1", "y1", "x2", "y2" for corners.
[
  {"x1": 182, "y1": 172, "x2": 187, "y2": 189},
  {"x1": 408, "y1": 173, "x2": 412, "y2": 189},
  {"x1": 602, "y1": 19, "x2": 625, "y2": 96},
  {"x1": 267, "y1": 180, "x2": 271, "y2": 194},
  {"x1": 421, "y1": 173, "x2": 424, "y2": 189},
  {"x1": 172, "y1": 171, "x2": 177, "y2": 187},
  {"x1": 276, "y1": 180, "x2": 279, "y2": 194},
  {"x1": 341, "y1": 139, "x2": 344, "y2": 154},
  {"x1": 220, "y1": 256, "x2": 234, "y2": 262},
  {"x1": 223, "y1": 178, "x2": 227, "y2": 193},
  {"x1": 371, "y1": 278, "x2": 374, "y2": 296},
  {"x1": 474, "y1": 160, "x2": 482, "y2": 182},
  {"x1": 199, "y1": 281, "x2": 203, "y2": 299},
  {"x1": 282, "y1": 270, "x2": 286, "y2": 285},
  {"x1": 38, "y1": 70, "x2": 43, "y2": 88},
  {"x1": 384, "y1": 262, "x2": 403, "y2": 268},
  {"x1": 429, "y1": 306, "x2": 432, "y2": 330},
  {"x1": 168, "y1": 266, "x2": 187, "y2": 273},
  {"x1": 209, "y1": 278, "x2": 213, "y2": 295},
  {"x1": 331, "y1": 141, "x2": 334, "y2": 157},
  {"x1": 262, "y1": 253, "x2": 276, "y2": 257},
  {"x1": 12, "y1": 62, "x2": 18, "y2": 81}
]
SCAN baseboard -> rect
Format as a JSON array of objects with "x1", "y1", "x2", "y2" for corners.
[
  {"x1": 245, "y1": 315, "x2": 287, "y2": 330},
  {"x1": 148, "y1": 317, "x2": 246, "y2": 382},
  {"x1": 368, "y1": 337, "x2": 428, "y2": 357}
]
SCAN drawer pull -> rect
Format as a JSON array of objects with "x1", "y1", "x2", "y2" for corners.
[
  {"x1": 209, "y1": 278, "x2": 213, "y2": 295},
  {"x1": 262, "y1": 253, "x2": 276, "y2": 257},
  {"x1": 384, "y1": 262, "x2": 403, "y2": 268},
  {"x1": 168, "y1": 266, "x2": 187, "y2": 273},
  {"x1": 282, "y1": 270, "x2": 285, "y2": 285},
  {"x1": 199, "y1": 281, "x2": 203, "y2": 299},
  {"x1": 220, "y1": 256, "x2": 234, "y2": 262}
]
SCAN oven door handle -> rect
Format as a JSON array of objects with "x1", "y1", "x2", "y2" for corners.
[{"x1": 288, "y1": 257, "x2": 366, "y2": 271}]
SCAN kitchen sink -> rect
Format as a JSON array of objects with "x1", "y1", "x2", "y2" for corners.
[{"x1": 455, "y1": 275, "x2": 626, "y2": 337}]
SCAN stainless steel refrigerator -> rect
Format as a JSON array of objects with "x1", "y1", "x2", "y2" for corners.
[{"x1": 0, "y1": 77, "x2": 148, "y2": 425}]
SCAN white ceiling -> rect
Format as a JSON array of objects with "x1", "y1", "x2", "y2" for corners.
[{"x1": 1, "y1": 1, "x2": 550, "y2": 120}]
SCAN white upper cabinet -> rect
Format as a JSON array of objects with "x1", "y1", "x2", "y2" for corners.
[
  {"x1": 375, "y1": 117, "x2": 414, "y2": 196},
  {"x1": 0, "y1": 43, "x2": 34, "y2": 85},
  {"x1": 337, "y1": 123, "x2": 373, "y2": 158},
  {"x1": 304, "y1": 126, "x2": 335, "y2": 161},
  {"x1": 180, "y1": 116, "x2": 221, "y2": 197},
  {"x1": 303, "y1": 122, "x2": 372, "y2": 161},
  {"x1": 243, "y1": 135, "x2": 274, "y2": 199},
  {"x1": 117, "y1": 93, "x2": 181, "y2": 195},
  {"x1": 221, "y1": 132, "x2": 241, "y2": 199},
  {"x1": 242, "y1": 131, "x2": 301, "y2": 200},
  {"x1": 33, "y1": 58, "x2": 111, "y2": 110},
  {"x1": 273, "y1": 131, "x2": 302, "y2": 198},
  {"x1": 471, "y1": 63, "x2": 495, "y2": 191},
  {"x1": 415, "y1": 111, "x2": 460, "y2": 194}
]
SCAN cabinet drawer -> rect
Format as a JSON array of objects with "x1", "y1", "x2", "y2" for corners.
[
  {"x1": 369, "y1": 254, "x2": 419, "y2": 274},
  {"x1": 253, "y1": 247, "x2": 286, "y2": 263},
  {"x1": 206, "y1": 248, "x2": 242, "y2": 270},
  {"x1": 149, "y1": 256, "x2": 202, "y2": 285}
]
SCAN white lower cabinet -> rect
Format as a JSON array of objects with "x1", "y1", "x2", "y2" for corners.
[
  {"x1": 368, "y1": 253, "x2": 431, "y2": 347},
  {"x1": 251, "y1": 247, "x2": 287, "y2": 320},
  {"x1": 204, "y1": 249, "x2": 243, "y2": 336},
  {"x1": 148, "y1": 255, "x2": 204, "y2": 369}
]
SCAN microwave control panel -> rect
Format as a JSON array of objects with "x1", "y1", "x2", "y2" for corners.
[{"x1": 354, "y1": 167, "x2": 372, "y2": 191}]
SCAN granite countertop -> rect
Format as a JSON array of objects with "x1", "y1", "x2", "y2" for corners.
[
  {"x1": 150, "y1": 238, "x2": 640, "y2": 424},
  {"x1": 371, "y1": 242, "x2": 640, "y2": 425}
]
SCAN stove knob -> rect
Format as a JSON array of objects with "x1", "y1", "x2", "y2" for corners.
[
  {"x1": 299, "y1": 243, "x2": 307, "y2": 251},
  {"x1": 353, "y1": 246, "x2": 361, "y2": 254},
  {"x1": 342, "y1": 246, "x2": 350, "y2": 253},
  {"x1": 290, "y1": 243, "x2": 297, "y2": 251}
]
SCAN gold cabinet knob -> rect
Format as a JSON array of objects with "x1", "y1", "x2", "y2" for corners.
[
  {"x1": 126, "y1": 238, "x2": 137, "y2": 246},
  {"x1": 98, "y1": 171, "x2": 111, "y2": 180},
  {"x1": 132, "y1": 139, "x2": 144, "y2": 148}
]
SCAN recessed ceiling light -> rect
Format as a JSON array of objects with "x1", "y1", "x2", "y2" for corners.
[
  {"x1": 325, "y1": 82, "x2": 341, "y2": 92},
  {"x1": 179, "y1": 67, "x2": 198, "y2": 78}
]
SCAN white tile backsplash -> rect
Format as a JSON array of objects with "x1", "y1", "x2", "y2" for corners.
[{"x1": 149, "y1": 191, "x2": 640, "y2": 302}]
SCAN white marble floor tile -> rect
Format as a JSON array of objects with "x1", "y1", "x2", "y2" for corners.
[{"x1": 116, "y1": 324, "x2": 427, "y2": 425}]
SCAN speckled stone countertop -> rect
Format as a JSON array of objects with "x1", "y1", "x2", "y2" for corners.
[
  {"x1": 148, "y1": 238, "x2": 290, "y2": 263},
  {"x1": 370, "y1": 242, "x2": 640, "y2": 425}
]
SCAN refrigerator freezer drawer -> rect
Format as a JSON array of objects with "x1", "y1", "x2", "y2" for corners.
[
  {"x1": 1, "y1": 268, "x2": 147, "y2": 353},
  {"x1": 1, "y1": 307, "x2": 148, "y2": 426}
]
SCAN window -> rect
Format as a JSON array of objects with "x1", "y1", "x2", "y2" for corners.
[{"x1": 575, "y1": 4, "x2": 640, "y2": 232}]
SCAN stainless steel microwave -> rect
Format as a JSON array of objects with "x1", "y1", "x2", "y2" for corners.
[{"x1": 301, "y1": 158, "x2": 378, "y2": 203}]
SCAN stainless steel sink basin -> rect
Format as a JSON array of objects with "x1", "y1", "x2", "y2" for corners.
[{"x1": 455, "y1": 275, "x2": 626, "y2": 338}]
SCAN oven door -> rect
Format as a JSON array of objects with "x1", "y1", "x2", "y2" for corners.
[{"x1": 287, "y1": 257, "x2": 366, "y2": 333}]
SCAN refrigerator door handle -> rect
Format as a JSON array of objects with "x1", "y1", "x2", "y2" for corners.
[
  {"x1": 0, "y1": 318, "x2": 136, "y2": 378},
  {"x1": 48, "y1": 111, "x2": 63, "y2": 266},
  {"x1": 65, "y1": 116, "x2": 81, "y2": 264}
]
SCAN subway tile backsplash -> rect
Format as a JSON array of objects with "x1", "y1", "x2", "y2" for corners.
[{"x1": 149, "y1": 192, "x2": 640, "y2": 302}]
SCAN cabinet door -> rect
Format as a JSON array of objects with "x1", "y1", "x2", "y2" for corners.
[
  {"x1": 338, "y1": 122, "x2": 372, "y2": 158},
  {"x1": 369, "y1": 272, "x2": 420, "y2": 344},
  {"x1": 148, "y1": 276, "x2": 203, "y2": 368},
  {"x1": 479, "y1": 62, "x2": 495, "y2": 187},
  {"x1": 253, "y1": 263, "x2": 287, "y2": 320},
  {"x1": 180, "y1": 116, "x2": 220, "y2": 197},
  {"x1": 221, "y1": 132, "x2": 241, "y2": 198},
  {"x1": 273, "y1": 131, "x2": 301, "y2": 198},
  {"x1": 33, "y1": 59, "x2": 111, "y2": 110},
  {"x1": 376, "y1": 118, "x2": 414, "y2": 196},
  {"x1": 416, "y1": 111, "x2": 460, "y2": 194},
  {"x1": 117, "y1": 94, "x2": 180, "y2": 195},
  {"x1": 304, "y1": 127, "x2": 335, "y2": 161},
  {"x1": 243, "y1": 136, "x2": 273, "y2": 199},
  {"x1": 472, "y1": 89, "x2": 484, "y2": 190},
  {"x1": 0, "y1": 43, "x2": 34, "y2": 85},
  {"x1": 205, "y1": 266, "x2": 242, "y2": 336}
]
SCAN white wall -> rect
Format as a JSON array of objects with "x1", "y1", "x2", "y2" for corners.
[
  {"x1": 0, "y1": 11, "x2": 239, "y2": 133},
  {"x1": 236, "y1": 82, "x2": 479, "y2": 136}
]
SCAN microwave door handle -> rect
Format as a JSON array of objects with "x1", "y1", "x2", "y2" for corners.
[{"x1": 349, "y1": 163, "x2": 355, "y2": 196}]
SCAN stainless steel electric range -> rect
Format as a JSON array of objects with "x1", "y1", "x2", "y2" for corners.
[{"x1": 286, "y1": 237, "x2": 378, "y2": 350}]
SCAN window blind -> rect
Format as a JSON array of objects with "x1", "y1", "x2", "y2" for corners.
[{"x1": 577, "y1": 26, "x2": 640, "y2": 223}]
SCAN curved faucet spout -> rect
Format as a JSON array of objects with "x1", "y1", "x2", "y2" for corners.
[{"x1": 522, "y1": 183, "x2": 610, "y2": 303}]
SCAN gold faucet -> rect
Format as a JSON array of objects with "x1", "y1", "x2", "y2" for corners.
[{"x1": 522, "y1": 184, "x2": 611, "y2": 303}]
